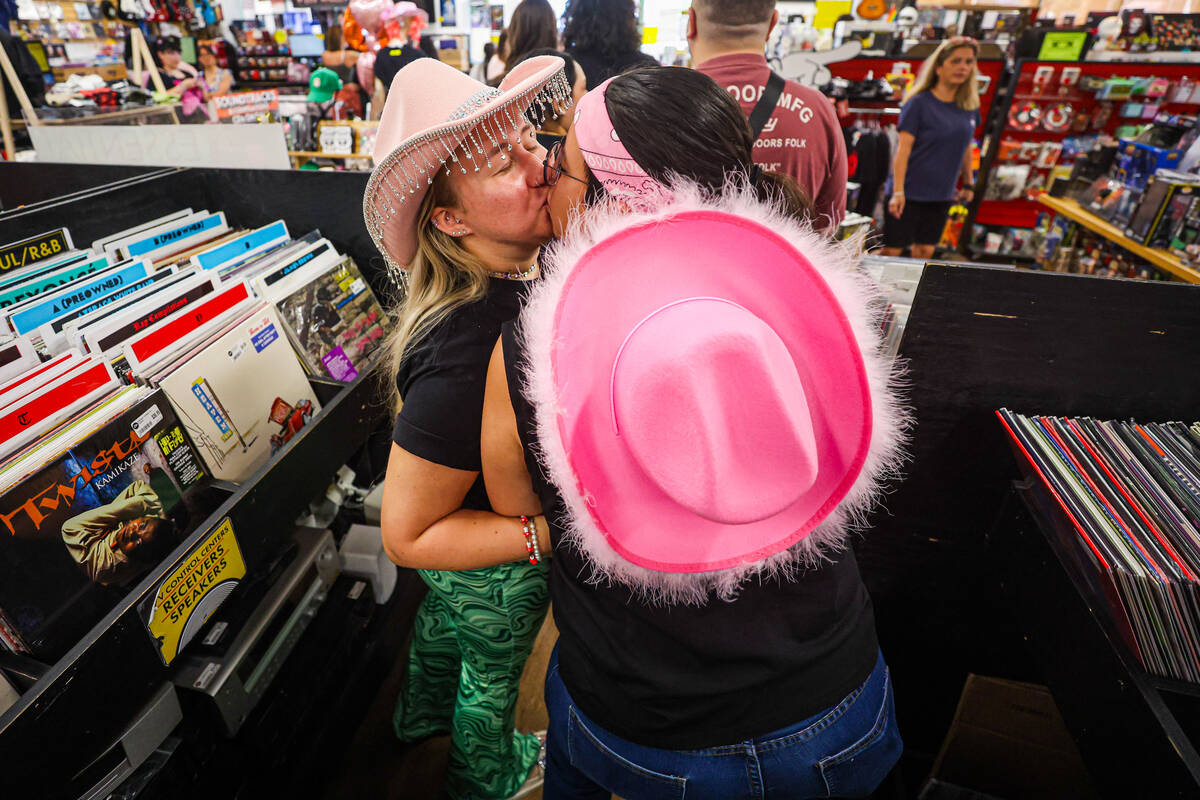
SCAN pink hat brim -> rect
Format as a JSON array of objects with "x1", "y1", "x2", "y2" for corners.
[
  {"x1": 548, "y1": 211, "x2": 872, "y2": 573},
  {"x1": 363, "y1": 55, "x2": 568, "y2": 272}
]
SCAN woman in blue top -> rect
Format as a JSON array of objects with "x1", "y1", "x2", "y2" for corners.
[{"x1": 880, "y1": 37, "x2": 981, "y2": 259}]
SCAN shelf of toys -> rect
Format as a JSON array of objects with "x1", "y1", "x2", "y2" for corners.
[{"x1": 970, "y1": 59, "x2": 1200, "y2": 254}]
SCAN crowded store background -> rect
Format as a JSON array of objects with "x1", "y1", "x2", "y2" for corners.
[{"x1": 2, "y1": 0, "x2": 1198, "y2": 274}]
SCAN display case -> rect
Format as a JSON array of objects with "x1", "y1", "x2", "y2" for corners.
[{"x1": 0, "y1": 168, "x2": 398, "y2": 797}]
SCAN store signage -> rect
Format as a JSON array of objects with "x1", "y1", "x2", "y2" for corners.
[
  {"x1": 1038, "y1": 31, "x2": 1089, "y2": 62},
  {"x1": 0, "y1": 228, "x2": 74, "y2": 272},
  {"x1": 140, "y1": 517, "x2": 246, "y2": 666},
  {"x1": 212, "y1": 89, "x2": 281, "y2": 124}
]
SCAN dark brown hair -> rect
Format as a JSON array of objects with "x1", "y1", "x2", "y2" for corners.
[
  {"x1": 506, "y1": 0, "x2": 559, "y2": 66},
  {"x1": 604, "y1": 67, "x2": 811, "y2": 220}
]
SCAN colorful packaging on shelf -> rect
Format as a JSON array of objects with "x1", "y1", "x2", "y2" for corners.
[{"x1": 272, "y1": 256, "x2": 389, "y2": 382}]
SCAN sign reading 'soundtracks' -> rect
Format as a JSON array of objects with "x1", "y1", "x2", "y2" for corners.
[
  {"x1": 211, "y1": 89, "x2": 280, "y2": 124},
  {"x1": 140, "y1": 517, "x2": 246, "y2": 665}
]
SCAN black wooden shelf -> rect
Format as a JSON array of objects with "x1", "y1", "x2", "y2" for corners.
[{"x1": 0, "y1": 167, "x2": 395, "y2": 797}]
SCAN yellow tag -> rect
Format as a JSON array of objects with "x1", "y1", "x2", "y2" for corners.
[
  {"x1": 275, "y1": 29, "x2": 288, "y2": 45},
  {"x1": 143, "y1": 518, "x2": 246, "y2": 665},
  {"x1": 642, "y1": 26, "x2": 658, "y2": 44},
  {"x1": 814, "y1": 0, "x2": 852, "y2": 29}
]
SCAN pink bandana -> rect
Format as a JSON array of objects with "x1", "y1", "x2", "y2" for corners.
[{"x1": 573, "y1": 78, "x2": 673, "y2": 212}]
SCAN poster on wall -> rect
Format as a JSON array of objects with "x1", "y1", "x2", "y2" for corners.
[
  {"x1": 440, "y1": 0, "x2": 456, "y2": 26},
  {"x1": 470, "y1": 0, "x2": 486, "y2": 28},
  {"x1": 490, "y1": 4, "x2": 503, "y2": 31}
]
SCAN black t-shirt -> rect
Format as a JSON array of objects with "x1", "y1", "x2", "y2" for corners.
[
  {"x1": 502, "y1": 323, "x2": 880, "y2": 750},
  {"x1": 375, "y1": 44, "x2": 429, "y2": 94},
  {"x1": 392, "y1": 279, "x2": 528, "y2": 511}
]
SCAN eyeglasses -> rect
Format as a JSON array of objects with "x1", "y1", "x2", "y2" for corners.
[{"x1": 543, "y1": 139, "x2": 588, "y2": 187}]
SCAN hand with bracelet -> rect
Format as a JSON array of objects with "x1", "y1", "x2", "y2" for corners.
[{"x1": 957, "y1": 180, "x2": 975, "y2": 203}]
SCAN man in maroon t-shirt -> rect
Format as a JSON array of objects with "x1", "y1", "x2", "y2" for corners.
[{"x1": 690, "y1": 0, "x2": 847, "y2": 231}]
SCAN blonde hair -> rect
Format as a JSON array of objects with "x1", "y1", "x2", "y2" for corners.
[
  {"x1": 904, "y1": 37, "x2": 980, "y2": 112},
  {"x1": 383, "y1": 173, "x2": 492, "y2": 413}
]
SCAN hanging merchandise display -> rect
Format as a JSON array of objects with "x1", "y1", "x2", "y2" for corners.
[
  {"x1": 1043, "y1": 103, "x2": 1073, "y2": 133},
  {"x1": 1009, "y1": 101, "x2": 1042, "y2": 131}
]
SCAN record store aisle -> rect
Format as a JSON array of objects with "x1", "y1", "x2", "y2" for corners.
[{"x1": 322, "y1": 609, "x2": 558, "y2": 800}]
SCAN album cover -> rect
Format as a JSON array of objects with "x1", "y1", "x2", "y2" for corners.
[
  {"x1": 157, "y1": 305, "x2": 321, "y2": 482},
  {"x1": 274, "y1": 256, "x2": 388, "y2": 381},
  {"x1": 0, "y1": 391, "x2": 205, "y2": 658}
]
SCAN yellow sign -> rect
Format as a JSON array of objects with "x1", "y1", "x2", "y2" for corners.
[
  {"x1": 814, "y1": 0, "x2": 852, "y2": 29},
  {"x1": 642, "y1": 26, "x2": 658, "y2": 45},
  {"x1": 142, "y1": 518, "x2": 246, "y2": 665}
]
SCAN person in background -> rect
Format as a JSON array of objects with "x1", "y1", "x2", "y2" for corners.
[
  {"x1": 506, "y1": 48, "x2": 586, "y2": 150},
  {"x1": 472, "y1": 41, "x2": 497, "y2": 81},
  {"x1": 373, "y1": 2, "x2": 431, "y2": 101},
  {"x1": 561, "y1": 0, "x2": 654, "y2": 86},
  {"x1": 365, "y1": 54, "x2": 574, "y2": 800},
  {"x1": 146, "y1": 37, "x2": 209, "y2": 123},
  {"x1": 195, "y1": 44, "x2": 232, "y2": 104},
  {"x1": 487, "y1": 30, "x2": 509, "y2": 82},
  {"x1": 482, "y1": 64, "x2": 905, "y2": 800},
  {"x1": 690, "y1": 0, "x2": 848, "y2": 232},
  {"x1": 498, "y1": 0, "x2": 559, "y2": 81},
  {"x1": 322, "y1": 22, "x2": 361, "y2": 84},
  {"x1": 880, "y1": 36, "x2": 979, "y2": 260}
]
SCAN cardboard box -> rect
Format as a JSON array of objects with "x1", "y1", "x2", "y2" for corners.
[{"x1": 925, "y1": 675, "x2": 1097, "y2": 800}]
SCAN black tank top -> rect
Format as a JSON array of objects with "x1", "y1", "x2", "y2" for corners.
[{"x1": 501, "y1": 323, "x2": 881, "y2": 750}]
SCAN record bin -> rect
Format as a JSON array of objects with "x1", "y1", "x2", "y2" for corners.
[
  {"x1": 860, "y1": 261, "x2": 1200, "y2": 790},
  {"x1": 0, "y1": 168, "x2": 398, "y2": 797}
]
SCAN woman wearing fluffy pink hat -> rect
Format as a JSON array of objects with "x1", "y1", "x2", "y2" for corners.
[
  {"x1": 365, "y1": 55, "x2": 571, "y2": 798},
  {"x1": 480, "y1": 66, "x2": 909, "y2": 798}
]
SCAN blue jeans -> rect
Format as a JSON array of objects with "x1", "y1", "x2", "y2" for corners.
[{"x1": 543, "y1": 646, "x2": 901, "y2": 800}]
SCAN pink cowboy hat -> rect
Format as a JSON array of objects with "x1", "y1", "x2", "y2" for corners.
[
  {"x1": 363, "y1": 56, "x2": 570, "y2": 273},
  {"x1": 518, "y1": 185, "x2": 909, "y2": 604}
]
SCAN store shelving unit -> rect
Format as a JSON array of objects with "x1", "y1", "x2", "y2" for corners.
[
  {"x1": 1037, "y1": 194, "x2": 1200, "y2": 282},
  {"x1": 971, "y1": 58, "x2": 1200, "y2": 239},
  {"x1": 0, "y1": 168, "x2": 398, "y2": 797}
]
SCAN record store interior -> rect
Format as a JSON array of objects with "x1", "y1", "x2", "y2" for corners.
[{"x1": 1, "y1": 0, "x2": 1200, "y2": 798}]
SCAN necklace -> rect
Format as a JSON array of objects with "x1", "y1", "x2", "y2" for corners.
[{"x1": 489, "y1": 263, "x2": 538, "y2": 280}]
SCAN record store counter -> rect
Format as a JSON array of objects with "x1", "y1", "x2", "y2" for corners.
[{"x1": 0, "y1": 168, "x2": 400, "y2": 797}]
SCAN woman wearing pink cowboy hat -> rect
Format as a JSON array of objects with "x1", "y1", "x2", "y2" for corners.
[
  {"x1": 365, "y1": 55, "x2": 572, "y2": 799},
  {"x1": 480, "y1": 66, "x2": 909, "y2": 799}
]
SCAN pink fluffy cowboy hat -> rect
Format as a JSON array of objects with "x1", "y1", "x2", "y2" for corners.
[
  {"x1": 518, "y1": 183, "x2": 909, "y2": 604},
  {"x1": 363, "y1": 55, "x2": 571, "y2": 273}
]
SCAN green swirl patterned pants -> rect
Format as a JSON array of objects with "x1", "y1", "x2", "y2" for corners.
[{"x1": 394, "y1": 561, "x2": 550, "y2": 800}]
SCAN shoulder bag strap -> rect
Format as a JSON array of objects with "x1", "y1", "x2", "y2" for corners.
[{"x1": 748, "y1": 71, "x2": 786, "y2": 140}]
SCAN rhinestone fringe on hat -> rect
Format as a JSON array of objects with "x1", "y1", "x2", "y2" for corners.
[{"x1": 363, "y1": 69, "x2": 573, "y2": 280}]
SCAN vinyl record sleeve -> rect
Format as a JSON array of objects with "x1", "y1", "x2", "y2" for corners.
[
  {"x1": 273, "y1": 256, "x2": 389, "y2": 381},
  {"x1": 92, "y1": 209, "x2": 194, "y2": 252},
  {"x1": 115, "y1": 212, "x2": 229, "y2": 263},
  {"x1": 0, "y1": 250, "x2": 90, "y2": 292},
  {"x1": 251, "y1": 238, "x2": 340, "y2": 298},
  {"x1": 0, "y1": 389, "x2": 205, "y2": 659},
  {"x1": 120, "y1": 281, "x2": 253, "y2": 374},
  {"x1": 36, "y1": 263, "x2": 178, "y2": 353},
  {"x1": 0, "y1": 349, "x2": 83, "y2": 410},
  {"x1": 0, "y1": 252, "x2": 110, "y2": 310},
  {"x1": 81, "y1": 274, "x2": 218, "y2": 355},
  {"x1": 157, "y1": 305, "x2": 321, "y2": 482},
  {"x1": 0, "y1": 337, "x2": 39, "y2": 384},
  {"x1": 192, "y1": 220, "x2": 289, "y2": 272},
  {"x1": 5, "y1": 259, "x2": 153, "y2": 336},
  {"x1": 0, "y1": 359, "x2": 119, "y2": 460}
]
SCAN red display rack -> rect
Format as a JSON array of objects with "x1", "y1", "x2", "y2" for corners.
[{"x1": 974, "y1": 59, "x2": 1200, "y2": 232}]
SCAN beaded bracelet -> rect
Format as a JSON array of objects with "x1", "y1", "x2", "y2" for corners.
[{"x1": 520, "y1": 515, "x2": 540, "y2": 566}]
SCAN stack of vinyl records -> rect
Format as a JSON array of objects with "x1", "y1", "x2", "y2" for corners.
[
  {"x1": 0, "y1": 213, "x2": 391, "y2": 662},
  {"x1": 998, "y1": 409, "x2": 1200, "y2": 683},
  {"x1": 861, "y1": 255, "x2": 925, "y2": 359}
]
